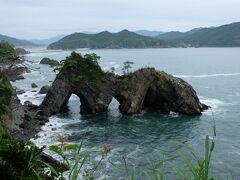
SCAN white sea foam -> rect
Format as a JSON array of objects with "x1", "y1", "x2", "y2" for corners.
[
  {"x1": 175, "y1": 72, "x2": 240, "y2": 78},
  {"x1": 17, "y1": 91, "x2": 45, "y2": 105},
  {"x1": 31, "y1": 116, "x2": 76, "y2": 148},
  {"x1": 200, "y1": 97, "x2": 227, "y2": 109}
]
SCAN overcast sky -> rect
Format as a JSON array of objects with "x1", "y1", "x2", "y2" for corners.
[{"x1": 0, "y1": 0, "x2": 240, "y2": 39}]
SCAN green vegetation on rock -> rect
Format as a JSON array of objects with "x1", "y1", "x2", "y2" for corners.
[
  {"x1": 0, "y1": 72, "x2": 13, "y2": 118},
  {"x1": 0, "y1": 73, "x2": 64, "y2": 179},
  {"x1": 0, "y1": 42, "x2": 17, "y2": 63},
  {"x1": 0, "y1": 134, "x2": 48, "y2": 179},
  {"x1": 50, "y1": 52, "x2": 104, "y2": 88},
  {"x1": 122, "y1": 61, "x2": 134, "y2": 75}
]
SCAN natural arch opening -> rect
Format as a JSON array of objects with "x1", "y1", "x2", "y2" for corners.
[
  {"x1": 108, "y1": 97, "x2": 121, "y2": 116},
  {"x1": 66, "y1": 94, "x2": 81, "y2": 114}
]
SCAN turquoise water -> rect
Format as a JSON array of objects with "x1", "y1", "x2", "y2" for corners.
[{"x1": 13, "y1": 48, "x2": 240, "y2": 179}]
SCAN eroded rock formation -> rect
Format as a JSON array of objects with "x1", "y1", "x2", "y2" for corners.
[
  {"x1": 39, "y1": 52, "x2": 208, "y2": 116},
  {"x1": 40, "y1": 57, "x2": 58, "y2": 65}
]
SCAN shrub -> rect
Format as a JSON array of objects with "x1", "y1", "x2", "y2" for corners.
[{"x1": 50, "y1": 52, "x2": 104, "y2": 89}]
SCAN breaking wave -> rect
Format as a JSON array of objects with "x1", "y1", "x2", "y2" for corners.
[{"x1": 175, "y1": 72, "x2": 240, "y2": 78}]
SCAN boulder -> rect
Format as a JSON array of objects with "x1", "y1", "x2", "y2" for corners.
[
  {"x1": 15, "y1": 48, "x2": 29, "y2": 55},
  {"x1": 40, "y1": 57, "x2": 58, "y2": 65},
  {"x1": 31, "y1": 83, "x2": 38, "y2": 88},
  {"x1": 15, "y1": 87, "x2": 25, "y2": 95},
  {"x1": 39, "y1": 85, "x2": 50, "y2": 94},
  {"x1": 24, "y1": 101, "x2": 34, "y2": 107},
  {"x1": 39, "y1": 52, "x2": 208, "y2": 116}
]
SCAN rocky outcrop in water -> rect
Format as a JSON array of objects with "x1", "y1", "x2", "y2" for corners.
[
  {"x1": 3, "y1": 66, "x2": 28, "y2": 81},
  {"x1": 39, "y1": 52, "x2": 208, "y2": 116},
  {"x1": 15, "y1": 48, "x2": 29, "y2": 55},
  {"x1": 0, "y1": 42, "x2": 30, "y2": 81},
  {"x1": 31, "y1": 83, "x2": 38, "y2": 88},
  {"x1": 40, "y1": 57, "x2": 58, "y2": 65}
]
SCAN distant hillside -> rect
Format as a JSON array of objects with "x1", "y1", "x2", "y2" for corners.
[
  {"x1": 47, "y1": 30, "x2": 173, "y2": 50},
  {"x1": 30, "y1": 35, "x2": 66, "y2": 45},
  {"x1": 0, "y1": 34, "x2": 36, "y2": 47},
  {"x1": 156, "y1": 28, "x2": 202, "y2": 40},
  {"x1": 157, "y1": 22, "x2": 240, "y2": 47},
  {"x1": 134, "y1": 30, "x2": 165, "y2": 37}
]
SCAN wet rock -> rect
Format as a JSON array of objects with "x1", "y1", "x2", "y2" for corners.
[
  {"x1": 40, "y1": 57, "x2": 58, "y2": 65},
  {"x1": 39, "y1": 85, "x2": 50, "y2": 94},
  {"x1": 24, "y1": 101, "x2": 36, "y2": 108},
  {"x1": 17, "y1": 89, "x2": 25, "y2": 95},
  {"x1": 31, "y1": 83, "x2": 38, "y2": 88},
  {"x1": 3, "y1": 66, "x2": 28, "y2": 81},
  {"x1": 39, "y1": 152, "x2": 68, "y2": 171},
  {"x1": 36, "y1": 115, "x2": 49, "y2": 122},
  {"x1": 39, "y1": 122, "x2": 45, "y2": 125},
  {"x1": 14, "y1": 87, "x2": 25, "y2": 94}
]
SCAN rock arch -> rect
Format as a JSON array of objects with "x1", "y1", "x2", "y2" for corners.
[
  {"x1": 40, "y1": 68, "x2": 207, "y2": 116},
  {"x1": 39, "y1": 52, "x2": 208, "y2": 116}
]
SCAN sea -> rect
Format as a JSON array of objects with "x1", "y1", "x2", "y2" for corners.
[{"x1": 12, "y1": 47, "x2": 240, "y2": 179}]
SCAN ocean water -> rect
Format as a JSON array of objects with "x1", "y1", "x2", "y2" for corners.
[{"x1": 13, "y1": 48, "x2": 240, "y2": 179}]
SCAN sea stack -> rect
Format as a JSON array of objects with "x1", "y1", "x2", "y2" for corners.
[{"x1": 39, "y1": 52, "x2": 208, "y2": 116}]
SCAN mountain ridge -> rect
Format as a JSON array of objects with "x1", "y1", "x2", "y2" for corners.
[
  {"x1": 47, "y1": 30, "x2": 172, "y2": 50},
  {"x1": 0, "y1": 34, "x2": 37, "y2": 47},
  {"x1": 157, "y1": 22, "x2": 240, "y2": 47}
]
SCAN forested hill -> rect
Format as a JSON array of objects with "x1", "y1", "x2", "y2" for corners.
[
  {"x1": 0, "y1": 34, "x2": 36, "y2": 47},
  {"x1": 47, "y1": 30, "x2": 174, "y2": 50},
  {"x1": 156, "y1": 22, "x2": 240, "y2": 47}
]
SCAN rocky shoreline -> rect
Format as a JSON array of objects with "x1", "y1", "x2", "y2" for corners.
[
  {"x1": 2, "y1": 72, "x2": 68, "y2": 170},
  {"x1": 5, "y1": 51, "x2": 208, "y2": 146},
  {"x1": 1, "y1": 49, "x2": 209, "y2": 177},
  {"x1": 0, "y1": 44, "x2": 67, "y2": 171},
  {"x1": 7, "y1": 94, "x2": 48, "y2": 141}
]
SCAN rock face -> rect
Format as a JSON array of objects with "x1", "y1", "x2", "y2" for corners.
[
  {"x1": 40, "y1": 57, "x2": 58, "y2": 65},
  {"x1": 39, "y1": 52, "x2": 208, "y2": 116},
  {"x1": 3, "y1": 66, "x2": 28, "y2": 81},
  {"x1": 14, "y1": 87, "x2": 25, "y2": 94},
  {"x1": 109, "y1": 69, "x2": 208, "y2": 115},
  {"x1": 0, "y1": 72, "x2": 48, "y2": 140},
  {"x1": 0, "y1": 43, "x2": 29, "y2": 81}
]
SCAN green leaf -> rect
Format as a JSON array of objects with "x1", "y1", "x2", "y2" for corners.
[
  {"x1": 49, "y1": 145, "x2": 62, "y2": 155},
  {"x1": 63, "y1": 144, "x2": 79, "y2": 151}
]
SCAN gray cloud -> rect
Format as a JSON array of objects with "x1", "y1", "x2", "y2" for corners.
[{"x1": 0, "y1": 0, "x2": 240, "y2": 39}]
